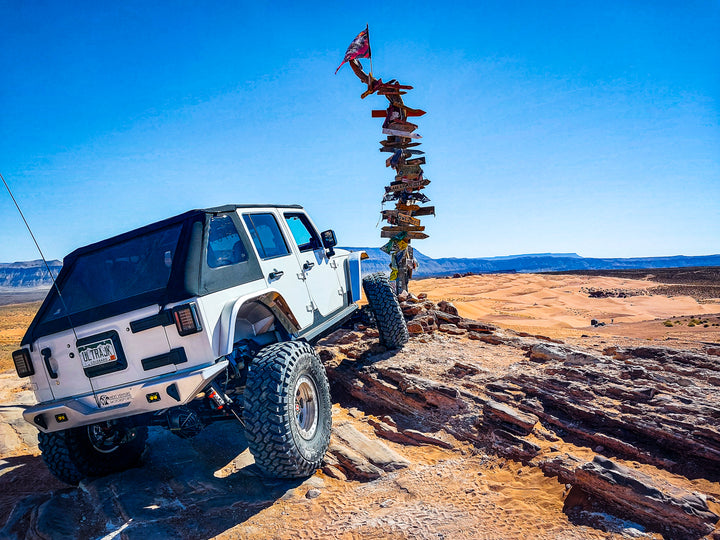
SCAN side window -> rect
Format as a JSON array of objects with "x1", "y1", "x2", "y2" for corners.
[
  {"x1": 207, "y1": 214, "x2": 248, "y2": 269},
  {"x1": 284, "y1": 213, "x2": 321, "y2": 252},
  {"x1": 242, "y1": 213, "x2": 290, "y2": 259}
]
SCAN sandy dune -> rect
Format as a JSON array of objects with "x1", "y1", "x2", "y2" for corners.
[{"x1": 410, "y1": 274, "x2": 720, "y2": 343}]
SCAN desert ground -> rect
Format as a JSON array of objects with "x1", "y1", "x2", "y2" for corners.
[
  {"x1": 412, "y1": 270, "x2": 720, "y2": 344},
  {"x1": 0, "y1": 270, "x2": 718, "y2": 539}
]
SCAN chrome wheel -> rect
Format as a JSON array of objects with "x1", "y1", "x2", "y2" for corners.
[{"x1": 294, "y1": 375, "x2": 319, "y2": 440}]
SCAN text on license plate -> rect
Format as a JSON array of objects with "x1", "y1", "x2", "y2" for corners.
[{"x1": 78, "y1": 339, "x2": 117, "y2": 368}]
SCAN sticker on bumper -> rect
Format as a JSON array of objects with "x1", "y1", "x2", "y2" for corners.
[{"x1": 96, "y1": 390, "x2": 133, "y2": 408}]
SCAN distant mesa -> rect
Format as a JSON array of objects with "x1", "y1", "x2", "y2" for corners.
[
  {"x1": 1, "y1": 252, "x2": 720, "y2": 290},
  {"x1": 0, "y1": 259, "x2": 62, "y2": 290},
  {"x1": 341, "y1": 248, "x2": 720, "y2": 278}
]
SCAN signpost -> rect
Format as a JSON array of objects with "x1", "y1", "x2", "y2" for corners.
[{"x1": 337, "y1": 30, "x2": 434, "y2": 293}]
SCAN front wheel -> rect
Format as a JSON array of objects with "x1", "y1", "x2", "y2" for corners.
[
  {"x1": 38, "y1": 421, "x2": 148, "y2": 485},
  {"x1": 362, "y1": 272, "x2": 409, "y2": 349},
  {"x1": 243, "y1": 341, "x2": 332, "y2": 478}
]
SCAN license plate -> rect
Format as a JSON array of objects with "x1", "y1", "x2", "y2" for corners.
[{"x1": 78, "y1": 338, "x2": 118, "y2": 369}]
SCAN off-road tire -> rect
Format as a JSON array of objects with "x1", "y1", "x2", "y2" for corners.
[
  {"x1": 362, "y1": 272, "x2": 409, "y2": 349},
  {"x1": 243, "y1": 341, "x2": 332, "y2": 478},
  {"x1": 38, "y1": 424, "x2": 148, "y2": 485}
]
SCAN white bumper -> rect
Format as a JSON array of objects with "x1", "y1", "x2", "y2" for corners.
[{"x1": 24, "y1": 361, "x2": 228, "y2": 433}]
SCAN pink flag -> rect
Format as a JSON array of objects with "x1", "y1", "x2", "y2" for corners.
[{"x1": 335, "y1": 26, "x2": 371, "y2": 74}]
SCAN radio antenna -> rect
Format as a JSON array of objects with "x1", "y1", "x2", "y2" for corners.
[{"x1": 1, "y1": 171, "x2": 78, "y2": 341}]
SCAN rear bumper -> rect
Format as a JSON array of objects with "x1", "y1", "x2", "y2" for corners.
[{"x1": 24, "y1": 361, "x2": 228, "y2": 433}]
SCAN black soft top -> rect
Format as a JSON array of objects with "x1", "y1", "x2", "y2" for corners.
[
  {"x1": 22, "y1": 204, "x2": 291, "y2": 345},
  {"x1": 64, "y1": 204, "x2": 302, "y2": 261}
]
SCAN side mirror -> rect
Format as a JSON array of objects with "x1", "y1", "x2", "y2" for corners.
[
  {"x1": 321, "y1": 229, "x2": 337, "y2": 257},
  {"x1": 321, "y1": 230, "x2": 337, "y2": 248}
]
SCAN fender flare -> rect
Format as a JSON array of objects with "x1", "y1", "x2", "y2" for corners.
[{"x1": 217, "y1": 290, "x2": 301, "y2": 357}]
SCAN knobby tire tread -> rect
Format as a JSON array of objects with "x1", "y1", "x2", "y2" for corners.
[
  {"x1": 243, "y1": 341, "x2": 332, "y2": 479},
  {"x1": 362, "y1": 272, "x2": 409, "y2": 349},
  {"x1": 38, "y1": 426, "x2": 148, "y2": 485}
]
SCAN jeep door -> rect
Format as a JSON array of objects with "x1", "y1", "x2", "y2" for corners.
[
  {"x1": 282, "y1": 212, "x2": 346, "y2": 318},
  {"x1": 241, "y1": 211, "x2": 315, "y2": 330}
]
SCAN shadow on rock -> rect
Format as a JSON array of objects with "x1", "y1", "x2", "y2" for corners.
[
  {"x1": 1, "y1": 422, "x2": 305, "y2": 539},
  {"x1": 0, "y1": 453, "x2": 68, "y2": 537}
]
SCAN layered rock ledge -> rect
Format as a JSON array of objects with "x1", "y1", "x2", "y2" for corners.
[{"x1": 319, "y1": 294, "x2": 720, "y2": 538}]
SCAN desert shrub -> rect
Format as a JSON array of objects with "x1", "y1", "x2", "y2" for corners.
[
  {"x1": 663, "y1": 321, "x2": 673, "y2": 327},
  {"x1": 689, "y1": 318, "x2": 701, "y2": 325},
  {"x1": 688, "y1": 322, "x2": 696, "y2": 327},
  {"x1": 704, "y1": 324, "x2": 709, "y2": 328}
]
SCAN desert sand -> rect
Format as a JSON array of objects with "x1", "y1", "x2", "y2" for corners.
[
  {"x1": 0, "y1": 273, "x2": 718, "y2": 539},
  {"x1": 412, "y1": 273, "x2": 720, "y2": 345}
]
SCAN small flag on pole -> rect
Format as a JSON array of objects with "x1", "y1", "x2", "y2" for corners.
[{"x1": 335, "y1": 25, "x2": 371, "y2": 74}]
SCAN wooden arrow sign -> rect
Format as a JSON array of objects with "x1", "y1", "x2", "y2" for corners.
[
  {"x1": 382, "y1": 127, "x2": 421, "y2": 138},
  {"x1": 381, "y1": 230, "x2": 429, "y2": 239},
  {"x1": 385, "y1": 183, "x2": 411, "y2": 193},
  {"x1": 386, "y1": 179, "x2": 430, "y2": 192},
  {"x1": 412, "y1": 205, "x2": 436, "y2": 216},
  {"x1": 382, "y1": 212, "x2": 422, "y2": 227},
  {"x1": 395, "y1": 173, "x2": 427, "y2": 182},
  {"x1": 379, "y1": 147, "x2": 425, "y2": 154},
  {"x1": 403, "y1": 178, "x2": 430, "y2": 190},
  {"x1": 396, "y1": 213, "x2": 421, "y2": 226},
  {"x1": 395, "y1": 164, "x2": 423, "y2": 176},
  {"x1": 377, "y1": 80, "x2": 413, "y2": 90},
  {"x1": 396, "y1": 203, "x2": 420, "y2": 212},
  {"x1": 382, "y1": 225, "x2": 425, "y2": 233},
  {"x1": 383, "y1": 119, "x2": 418, "y2": 132},
  {"x1": 380, "y1": 138, "x2": 422, "y2": 148},
  {"x1": 372, "y1": 107, "x2": 426, "y2": 118},
  {"x1": 384, "y1": 205, "x2": 434, "y2": 218}
]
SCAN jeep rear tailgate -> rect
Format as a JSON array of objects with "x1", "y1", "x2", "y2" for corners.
[{"x1": 37, "y1": 305, "x2": 177, "y2": 401}]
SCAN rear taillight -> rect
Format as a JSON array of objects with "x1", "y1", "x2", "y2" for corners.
[
  {"x1": 12, "y1": 349, "x2": 34, "y2": 377},
  {"x1": 172, "y1": 303, "x2": 202, "y2": 336}
]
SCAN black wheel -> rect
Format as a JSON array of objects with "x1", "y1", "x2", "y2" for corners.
[
  {"x1": 243, "y1": 341, "x2": 332, "y2": 478},
  {"x1": 362, "y1": 272, "x2": 409, "y2": 349},
  {"x1": 37, "y1": 421, "x2": 148, "y2": 485}
]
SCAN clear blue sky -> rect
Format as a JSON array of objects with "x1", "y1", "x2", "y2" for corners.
[{"x1": 1, "y1": 0, "x2": 718, "y2": 263}]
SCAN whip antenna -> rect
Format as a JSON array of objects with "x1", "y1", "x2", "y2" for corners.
[{"x1": 1, "y1": 171, "x2": 78, "y2": 341}]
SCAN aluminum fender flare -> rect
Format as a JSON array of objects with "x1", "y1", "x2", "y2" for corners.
[
  {"x1": 345, "y1": 251, "x2": 364, "y2": 303},
  {"x1": 218, "y1": 290, "x2": 301, "y2": 357}
]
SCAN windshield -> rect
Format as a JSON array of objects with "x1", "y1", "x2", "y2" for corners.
[{"x1": 40, "y1": 224, "x2": 183, "y2": 323}]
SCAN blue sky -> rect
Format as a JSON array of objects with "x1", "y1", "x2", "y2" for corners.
[{"x1": 1, "y1": 0, "x2": 718, "y2": 262}]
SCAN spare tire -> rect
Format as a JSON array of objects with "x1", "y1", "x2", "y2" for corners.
[{"x1": 362, "y1": 272, "x2": 409, "y2": 349}]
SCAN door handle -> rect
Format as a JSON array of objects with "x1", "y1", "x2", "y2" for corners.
[
  {"x1": 41, "y1": 347, "x2": 58, "y2": 379},
  {"x1": 269, "y1": 269, "x2": 284, "y2": 280},
  {"x1": 303, "y1": 261, "x2": 315, "y2": 271}
]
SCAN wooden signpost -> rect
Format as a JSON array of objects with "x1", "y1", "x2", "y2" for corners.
[{"x1": 339, "y1": 30, "x2": 435, "y2": 293}]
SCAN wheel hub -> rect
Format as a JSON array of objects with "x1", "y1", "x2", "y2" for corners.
[
  {"x1": 294, "y1": 375, "x2": 319, "y2": 440},
  {"x1": 87, "y1": 422, "x2": 124, "y2": 453}
]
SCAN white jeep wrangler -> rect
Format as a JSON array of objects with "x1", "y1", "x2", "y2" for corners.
[{"x1": 12, "y1": 204, "x2": 408, "y2": 484}]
